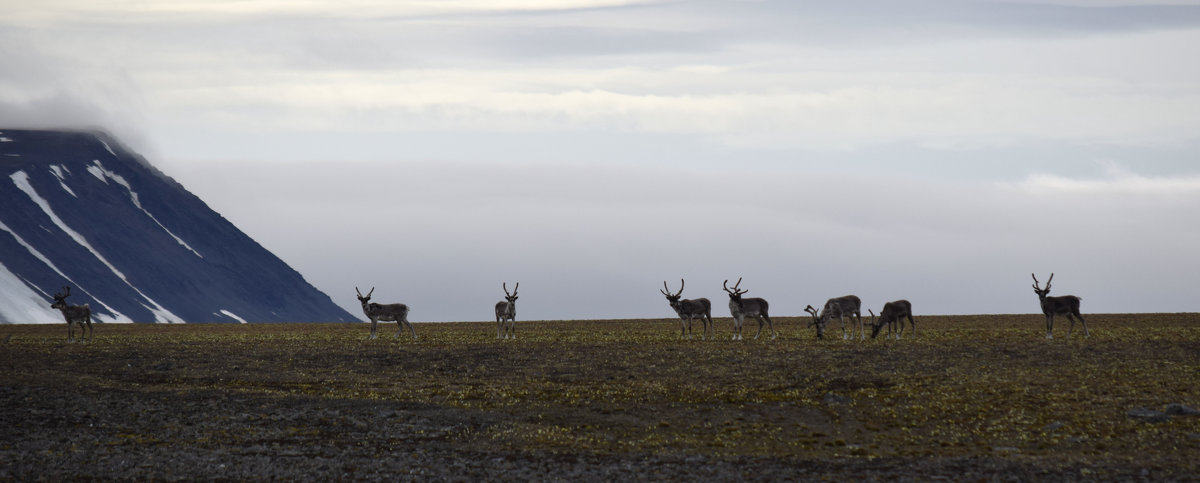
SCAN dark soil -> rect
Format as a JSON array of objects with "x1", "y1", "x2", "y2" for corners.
[{"x1": 2, "y1": 315, "x2": 1198, "y2": 481}]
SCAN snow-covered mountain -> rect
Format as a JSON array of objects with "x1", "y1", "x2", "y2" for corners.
[{"x1": 0, "y1": 129, "x2": 358, "y2": 324}]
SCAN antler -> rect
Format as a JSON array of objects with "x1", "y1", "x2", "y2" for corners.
[
  {"x1": 356, "y1": 286, "x2": 363, "y2": 297},
  {"x1": 804, "y1": 304, "x2": 820, "y2": 326},
  {"x1": 1032, "y1": 273, "x2": 1054, "y2": 291},
  {"x1": 63, "y1": 286, "x2": 71, "y2": 297},
  {"x1": 503, "y1": 282, "x2": 518, "y2": 297},
  {"x1": 661, "y1": 279, "x2": 685, "y2": 297},
  {"x1": 723, "y1": 277, "x2": 747, "y2": 295}
]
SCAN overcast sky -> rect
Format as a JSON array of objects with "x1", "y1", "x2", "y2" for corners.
[{"x1": 3, "y1": 1, "x2": 1200, "y2": 322}]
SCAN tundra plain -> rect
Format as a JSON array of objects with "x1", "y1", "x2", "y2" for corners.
[{"x1": 2, "y1": 314, "x2": 1198, "y2": 481}]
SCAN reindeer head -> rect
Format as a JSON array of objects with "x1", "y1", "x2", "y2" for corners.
[
  {"x1": 355, "y1": 286, "x2": 375, "y2": 306},
  {"x1": 660, "y1": 279, "x2": 685, "y2": 308},
  {"x1": 722, "y1": 278, "x2": 748, "y2": 305},
  {"x1": 502, "y1": 282, "x2": 519, "y2": 304},
  {"x1": 1031, "y1": 273, "x2": 1053, "y2": 301},
  {"x1": 804, "y1": 304, "x2": 826, "y2": 339},
  {"x1": 50, "y1": 286, "x2": 72, "y2": 310},
  {"x1": 869, "y1": 308, "x2": 885, "y2": 339}
]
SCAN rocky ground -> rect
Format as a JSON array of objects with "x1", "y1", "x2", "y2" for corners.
[{"x1": 2, "y1": 316, "x2": 1198, "y2": 481}]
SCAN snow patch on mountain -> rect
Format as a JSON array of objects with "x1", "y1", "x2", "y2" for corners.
[
  {"x1": 10, "y1": 170, "x2": 184, "y2": 323},
  {"x1": 86, "y1": 160, "x2": 202, "y2": 258},
  {"x1": 219, "y1": 310, "x2": 248, "y2": 324},
  {"x1": 0, "y1": 218, "x2": 129, "y2": 322}
]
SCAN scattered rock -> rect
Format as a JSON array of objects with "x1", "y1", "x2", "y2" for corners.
[
  {"x1": 823, "y1": 392, "x2": 850, "y2": 405},
  {"x1": 1164, "y1": 403, "x2": 1200, "y2": 416},
  {"x1": 1126, "y1": 407, "x2": 1169, "y2": 423}
]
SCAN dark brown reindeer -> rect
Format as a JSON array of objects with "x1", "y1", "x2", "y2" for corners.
[
  {"x1": 660, "y1": 279, "x2": 714, "y2": 340},
  {"x1": 356, "y1": 287, "x2": 416, "y2": 340},
  {"x1": 1032, "y1": 273, "x2": 1089, "y2": 339},
  {"x1": 723, "y1": 278, "x2": 775, "y2": 340},
  {"x1": 804, "y1": 295, "x2": 863, "y2": 340},
  {"x1": 869, "y1": 299, "x2": 915, "y2": 340},
  {"x1": 50, "y1": 286, "x2": 92, "y2": 342},
  {"x1": 495, "y1": 282, "x2": 519, "y2": 339}
]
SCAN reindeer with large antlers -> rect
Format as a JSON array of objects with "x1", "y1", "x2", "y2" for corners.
[
  {"x1": 50, "y1": 286, "x2": 92, "y2": 342},
  {"x1": 495, "y1": 282, "x2": 519, "y2": 339},
  {"x1": 723, "y1": 278, "x2": 775, "y2": 340},
  {"x1": 660, "y1": 279, "x2": 714, "y2": 340},
  {"x1": 1032, "y1": 273, "x2": 1089, "y2": 339},
  {"x1": 869, "y1": 299, "x2": 915, "y2": 340},
  {"x1": 356, "y1": 287, "x2": 415, "y2": 340},
  {"x1": 804, "y1": 295, "x2": 864, "y2": 340}
]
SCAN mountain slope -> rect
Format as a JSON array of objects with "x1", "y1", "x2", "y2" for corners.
[{"x1": 0, "y1": 129, "x2": 358, "y2": 323}]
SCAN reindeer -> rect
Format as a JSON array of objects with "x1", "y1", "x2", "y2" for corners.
[
  {"x1": 869, "y1": 300, "x2": 915, "y2": 340},
  {"x1": 1032, "y1": 273, "x2": 1089, "y2": 339},
  {"x1": 50, "y1": 286, "x2": 92, "y2": 342},
  {"x1": 495, "y1": 282, "x2": 519, "y2": 339},
  {"x1": 355, "y1": 287, "x2": 415, "y2": 340},
  {"x1": 660, "y1": 279, "x2": 714, "y2": 340},
  {"x1": 723, "y1": 278, "x2": 775, "y2": 340},
  {"x1": 804, "y1": 295, "x2": 863, "y2": 340}
]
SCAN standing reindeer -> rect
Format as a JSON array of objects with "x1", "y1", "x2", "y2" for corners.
[
  {"x1": 723, "y1": 278, "x2": 775, "y2": 340},
  {"x1": 804, "y1": 295, "x2": 864, "y2": 340},
  {"x1": 356, "y1": 287, "x2": 416, "y2": 340},
  {"x1": 50, "y1": 286, "x2": 92, "y2": 342},
  {"x1": 495, "y1": 282, "x2": 519, "y2": 339},
  {"x1": 869, "y1": 299, "x2": 915, "y2": 340},
  {"x1": 660, "y1": 279, "x2": 714, "y2": 340},
  {"x1": 1032, "y1": 273, "x2": 1089, "y2": 339}
]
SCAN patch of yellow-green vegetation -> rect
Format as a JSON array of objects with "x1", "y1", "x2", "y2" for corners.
[{"x1": 2, "y1": 314, "x2": 1198, "y2": 471}]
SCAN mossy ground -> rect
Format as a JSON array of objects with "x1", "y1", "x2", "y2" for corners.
[{"x1": 2, "y1": 314, "x2": 1197, "y2": 480}]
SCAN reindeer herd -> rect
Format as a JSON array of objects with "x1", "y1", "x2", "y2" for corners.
[{"x1": 44, "y1": 273, "x2": 1090, "y2": 342}]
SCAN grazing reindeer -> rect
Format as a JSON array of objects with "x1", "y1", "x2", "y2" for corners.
[
  {"x1": 50, "y1": 286, "x2": 92, "y2": 342},
  {"x1": 804, "y1": 295, "x2": 864, "y2": 340},
  {"x1": 495, "y1": 282, "x2": 519, "y2": 339},
  {"x1": 355, "y1": 287, "x2": 416, "y2": 340},
  {"x1": 1032, "y1": 273, "x2": 1089, "y2": 339},
  {"x1": 660, "y1": 279, "x2": 714, "y2": 340},
  {"x1": 869, "y1": 300, "x2": 915, "y2": 340},
  {"x1": 723, "y1": 278, "x2": 775, "y2": 340}
]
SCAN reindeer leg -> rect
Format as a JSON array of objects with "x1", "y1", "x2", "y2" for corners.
[
  {"x1": 369, "y1": 319, "x2": 378, "y2": 340},
  {"x1": 1076, "y1": 312, "x2": 1090, "y2": 338},
  {"x1": 765, "y1": 314, "x2": 777, "y2": 340},
  {"x1": 1045, "y1": 315, "x2": 1054, "y2": 339},
  {"x1": 510, "y1": 320, "x2": 517, "y2": 340}
]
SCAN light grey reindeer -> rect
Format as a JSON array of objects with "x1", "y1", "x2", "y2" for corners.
[
  {"x1": 50, "y1": 285, "x2": 92, "y2": 342},
  {"x1": 869, "y1": 299, "x2": 915, "y2": 340},
  {"x1": 660, "y1": 279, "x2": 714, "y2": 340},
  {"x1": 356, "y1": 287, "x2": 416, "y2": 340},
  {"x1": 495, "y1": 282, "x2": 519, "y2": 339},
  {"x1": 804, "y1": 295, "x2": 864, "y2": 340},
  {"x1": 1032, "y1": 273, "x2": 1089, "y2": 339},
  {"x1": 723, "y1": 278, "x2": 775, "y2": 340}
]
